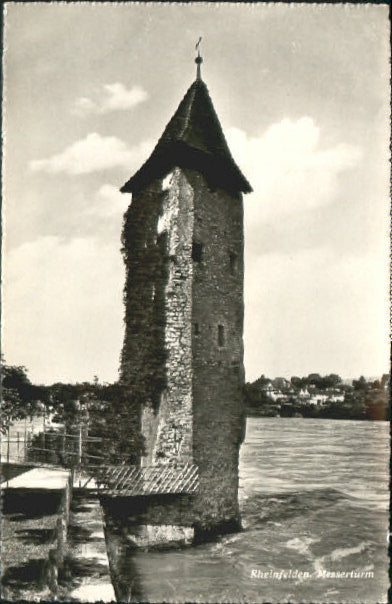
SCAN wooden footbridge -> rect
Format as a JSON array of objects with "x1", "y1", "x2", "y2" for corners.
[
  {"x1": 94, "y1": 463, "x2": 198, "y2": 496},
  {"x1": 1, "y1": 424, "x2": 198, "y2": 496}
]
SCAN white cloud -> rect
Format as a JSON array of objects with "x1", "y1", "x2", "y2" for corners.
[
  {"x1": 73, "y1": 83, "x2": 148, "y2": 116},
  {"x1": 92, "y1": 183, "x2": 129, "y2": 217},
  {"x1": 3, "y1": 236, "x2": 126, "y2": 384},
  {"x1": 226, "y1": 117, "x2": 362, "y2": 224},
  {"x1": 29, "y1": 133, "x2": 154, "y2": 175}
]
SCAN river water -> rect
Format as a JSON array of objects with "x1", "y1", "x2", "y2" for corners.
[{"x1": 110, "y1": 417, "x2": 390, "y2": 603}]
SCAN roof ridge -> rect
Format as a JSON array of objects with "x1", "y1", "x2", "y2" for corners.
[{"x1": 179, "y1": 81, "x2": 198, "y2": 139}]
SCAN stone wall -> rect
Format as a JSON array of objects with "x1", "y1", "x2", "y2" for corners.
[
  {"x1": 148, "y1": 169, "x2": 194, "y2": 465},
  {"x1": 101, "y1": 493, "x2": 194, "y2": 528},
  {"x1": 120, "y1": 179, "x2": 167, "y2": 413},
  {"x1": 187, "y1": 170, "x2": 246, "y2": 535},
  {"x1": 121, "y1": 168, "x2": 195, "y2": 466}
]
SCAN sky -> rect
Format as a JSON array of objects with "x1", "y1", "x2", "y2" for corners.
[{"x1": 2, "y1": 2, "x2": 390, "y2": 385}]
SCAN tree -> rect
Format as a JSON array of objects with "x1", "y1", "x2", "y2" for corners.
[
  {"x1": 2, "y1": 364, "x2": 31, "y2": 391},
  {"x1": 323, "y1": 374, "x2": 342, "y2": 389},
  {"x1": 307, "y1": 373, "x2": 323, "y2": 386},
  {"x1": 364, "y1": 388, "x2": 389, "y2": 421},
  {"x1": 252, "y1": 374, "x2": 270, "y2": 389},
  {"x1": 1, "y1": 362, "x2": 45, "y2": 430},
  {"x1": 1, "y1": 388, "x2": 24, "y2": 434},
  {"x1": 353, "y1": 376, "x2": 367, "y2": 391},
  {"x1": 86, "y1": 383, "x2": 145, "y2": 468},
  {"x1": 2, "y1": 362, "x2": 50, "y2": 419},
  {"x1": 291, "y1": 376, "x2": 306, "y2": 389}
]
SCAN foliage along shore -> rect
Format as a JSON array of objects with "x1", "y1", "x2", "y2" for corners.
[
  {"x1": 244, "y1": 373, "x2": 390, "y2": 421},
  {"x1": 1, "y1": 360, "x2": 144, "y2": 468}
]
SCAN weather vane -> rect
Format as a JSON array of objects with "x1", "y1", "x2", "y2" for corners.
[{"x1": 195, "y1": 37, "x2": 203, "y2": 80}]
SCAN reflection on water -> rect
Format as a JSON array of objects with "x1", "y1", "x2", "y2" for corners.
[{"x1": 105, "y1": 418, "x2": 389, "y2": 603}]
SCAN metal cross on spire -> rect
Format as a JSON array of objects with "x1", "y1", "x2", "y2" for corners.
[{"x1": 195, "y1": 37, "x2": 203, "y2": 80}]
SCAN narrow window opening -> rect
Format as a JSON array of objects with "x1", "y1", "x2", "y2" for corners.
[
  {"x1": 194, "y1": 323, "x2": 200, "y2": 336},
  {"x1": 229, "y1": 252, "x2": 238, "y2": 275},
  {"x1": 192, "y1": 241, "x2": 203, "y2": 262},
  {"x1": 156, "y1": 232, "x2": 167, "y2": 251},
  {"x1": 218, "y1": 325, "x2": 225, "y2": 347}
]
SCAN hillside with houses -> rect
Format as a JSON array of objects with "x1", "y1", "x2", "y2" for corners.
[{"x1": 245, "y1": 373, "x2": 390, "y2": 421}]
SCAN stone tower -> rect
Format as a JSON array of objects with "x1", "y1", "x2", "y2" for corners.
[{"x1": 119, "y1": 55, "x2": 252, "y2": 539}]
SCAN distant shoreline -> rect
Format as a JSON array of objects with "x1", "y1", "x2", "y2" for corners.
[{"x1": 246, "y1": 414, "x2": 389, "y2": 422}]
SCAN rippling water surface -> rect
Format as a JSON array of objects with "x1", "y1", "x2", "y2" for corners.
[{"x1": 115, "y1": 418, "x2": 390, "y2": 603}]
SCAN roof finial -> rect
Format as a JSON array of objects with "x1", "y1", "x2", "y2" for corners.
[{"x1": 195, "y1": 37, "x2": 203, "y2": 80}]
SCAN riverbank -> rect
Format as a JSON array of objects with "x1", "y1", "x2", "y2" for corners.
[{"x1": 1, "y1": 464, "x2": 114, "y2": 602}]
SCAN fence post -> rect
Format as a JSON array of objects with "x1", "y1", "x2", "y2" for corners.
[
  {"x1": 6, "y1": 422, "x2": 10, "y2": 489},
  {"x1": 17, "y1": 431, "x2": 20, "y2": 461},
  {"x1": 43, "y1": 405, "x2": 46, "y2": 459},
  {"x1": 78, "y1": 424, "x2": 82, "y2": 488},
  {"x1": 62, "y1": 427, "x2": 66, "y2": 461},
  {"x1": 24, "y1": 417, "x2": 27, "y2": 461},
  {"x1": 7, "y1": 424, "x2": 10, "y2": 464}
]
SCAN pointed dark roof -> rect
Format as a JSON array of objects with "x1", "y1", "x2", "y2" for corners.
[{"x1": 120, "y1": 79, "x2": 252, "y2": 194}]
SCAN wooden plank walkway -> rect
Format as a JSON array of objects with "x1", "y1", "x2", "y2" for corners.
[{"x1": 95, "y1": 463, "x2": 198, "y2": 496}]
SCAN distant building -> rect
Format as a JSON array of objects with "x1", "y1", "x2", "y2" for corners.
[
  {"x1": 308, "y1": 393, "x2": 329, "y2": 406},
  {"x1": 298, "y1": 387, "x2": 310, "y2": 400},
  {"x1": 325, "y1": 389, "x2": 345, "y2": 403},
  {"x1": 263, "y1": 382, "x2": 286, "y2": 401}
]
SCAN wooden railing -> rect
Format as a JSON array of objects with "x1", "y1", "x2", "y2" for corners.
[{"x1": 1, "y1": 424, "x2": 199, "y2": 497}]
